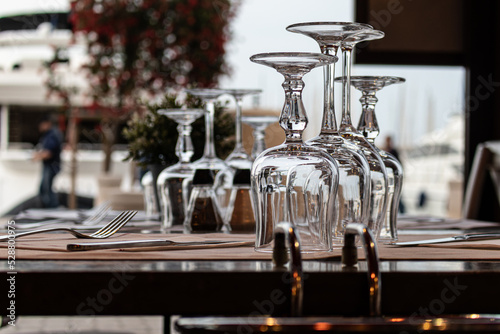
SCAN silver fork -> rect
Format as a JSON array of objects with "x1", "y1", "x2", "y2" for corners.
[
  {"x1": 81, "y1": 201, "x2": 112, "y2": 226},
  {"x1": 0, "y1": 210, "x2": 137, "y2": 241}
]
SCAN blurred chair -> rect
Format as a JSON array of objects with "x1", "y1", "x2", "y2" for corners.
[
  {"x1": 107, "y1": 190, "x2": 144, "y2": 211},
  {"x1": 95, "y1": 174, "x2": 144, "y2": 210},
  {"x1": 95, "y1": 174, "x2": 122, "y2": 206},
  {"x1": 463, "y1": 141, "x2": 500, "y2": 220}
]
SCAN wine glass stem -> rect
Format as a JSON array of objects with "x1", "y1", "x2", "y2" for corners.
[
  {"x1": 234, "y1": 96, "x2": 244, "y2": 152},
  {"x1": 252, "y1": 126, "x2": 266, "y2": 157},
  {"x1": 281, "y1": 74, "x2": 307, "y2": 143},
  {"x1": 203, "y1": 100, "x2": 217, "y2": 159},
  {"x1": 358, "y1": 90, "x2": 380, "y2": 142},
  {"x1": 340, "y1": 47, "x2": 355, "y2": 133},
  {"x1": 321, "y1": 45, "x2": 338, "y2": 134},
  {"x1": 177, "y1": 123, "x2": 194, "y2": 164}
]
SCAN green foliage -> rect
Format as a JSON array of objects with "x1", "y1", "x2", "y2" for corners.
[{"x1": 122, "y1": 94, "x2": 234, "y2": 166}]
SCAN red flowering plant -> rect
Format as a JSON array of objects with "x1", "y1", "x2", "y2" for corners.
[
  {"x1": 70, "y1": 0, "x2": 234, "y2": 102},
  {"x1": 62, "y1": 0, "x2": 237, "y2": 171}
]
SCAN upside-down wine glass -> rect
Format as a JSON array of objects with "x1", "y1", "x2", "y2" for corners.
[
  {"x1": 286, "y1": 22, "x2": 372, "y2": 243},
  {"x1": 241, "y1": 115, "x2": 279, "y2": 159},
  {"x1": 351, "y1": 76, "x2": 405, "y2": 241},
  {"x1": 185, "y1": 88, "x2": 230, "y2": 173},
  {"x1": 157, "y1": 109, "x2": 204, "y2": 231},
  {"x1": 215, "y1": 89, "x2": 261, "y2": 218},
  {"x1": 338, "y1": 29, "x2": 389, "y2": 239},
  {"x1": 250, "y1": 52, "x2": 340, "y2": 253},
  {"x1": 225, "y1": 89, "x2": 262, "y2": 168}
]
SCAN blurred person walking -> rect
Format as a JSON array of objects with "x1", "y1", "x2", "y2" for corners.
[{"x1": 33, "y1": 115, "x2": 63, "y2": 208}]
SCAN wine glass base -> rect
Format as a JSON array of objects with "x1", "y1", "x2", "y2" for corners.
[
  {"x1": 225, "y1": 151, "x2": 253, "y2": 169},
  {"x1": 192, "y1": 157, "x2": 227, "y2": 172}
]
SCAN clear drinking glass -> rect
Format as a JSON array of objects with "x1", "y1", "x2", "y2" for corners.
[
  {"x1": 215, "y1": 89, "x2": 261, "y2": 218},
  {"x1": 250, "y1": 52, "x2": 340, "y2": 253},
  {"x1": 350, "y1": 76, "x2": 406, "y2": 241},
  {"x1": 224, "y1": 89, "x2": 262, "y2": 169},
  {"x1": 157, "y1": 109, "x2": 204, "y2": 231},
  {"x1": 286, "y1": 22, "x2": 372, "y2": 243},
  {"x1": 141, "y1": 171, "x2": 159, "y2": 217},
  {"x1": 338, "y1": 29, "x2": 389, "y2": 239},
  {"x1": 241, "y1": 115, "x2": 279, "y2": 159},
  {"x1": 185, "y1": 88, "x2": 230, "y2": 173}
]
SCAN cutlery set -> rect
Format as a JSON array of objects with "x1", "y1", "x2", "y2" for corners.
[
  {"x1": 388, "y1": 232, "x2": 500, "y2": 246},
  {"x1": 4, "y1": 207, "x2": 500, "y2": 251},
  {"x1": 0, "y1": 210, "x2": 138, "y2": 241},
  {"x1": 67, "y1": 239, "x2": 254, "y2": 251},
  {"x1": 0, "y1": 208, "x2": 251, "y2": 252}
]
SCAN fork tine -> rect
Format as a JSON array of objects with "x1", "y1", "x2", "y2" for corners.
[
  {"x1": 83, "y1": 201, "x2": 111, "y2": 225},
  {"x1": 90, "y1": 210, "x2": 129, "y2": 236},
  {"x1": 92, "y1": 210, "x2": 137, "y2": 237},
  {"x1": 97, "y1": 211, "x2": 138, "y2": 238}
]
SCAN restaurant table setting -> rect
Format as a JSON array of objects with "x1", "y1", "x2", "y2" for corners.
[
  {"x1": 2, "y1": 214, "x2": 500, "y2": 261},
  {"x1": 3, "y1": 20, "x2": 500, "y2": 264}
]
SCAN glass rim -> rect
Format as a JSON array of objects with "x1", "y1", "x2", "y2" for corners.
[
  {"x1": 223, "y1": 88, "x2": 262, "y2": 96},
  {"x1": 286, "y1": 21, "x2": 373, "y2": 31},
  {"x1": 335, "y1": 75, "x2": 406, "y2": 84},
  {"x1": 250, "y1": 52, "x2": 338, "y2": 64},
  {"x1": 343, "y1": 29, "x2": 385, "y2": 43},
  {"x1": 241, "y1": 115, "x2": 279, "y2": 122},
  {"x1": 184, "y1": 88, "x2": 234, "y2": 98},
  {"x1": 157, "y1": 108, "x2": 205, "y2": 115}
]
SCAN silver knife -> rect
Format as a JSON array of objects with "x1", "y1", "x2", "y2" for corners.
[
  {"x1": 67, "y1": 239, "x2": 251, "y2": 251},
  {"x1": 388, "y1": 233, "x2": 500, "y2": 247}
]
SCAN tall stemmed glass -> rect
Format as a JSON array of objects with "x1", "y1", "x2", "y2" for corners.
[
  {"x1": 241, "y1": 115, "x2": 279, "y2": 159},
  {"x1": 351, "y1": 76, "x2": 406, "y2": 240},
  {"x1": 185, "y1": 88, "x2": 230, "y2": 173},
  {"x1": 157, "y1": 109, "x2": 204, "y2": 230},
  {"x1": 338, "y1": 29, "x2": 389, "y2": 239},
  {"x1": 250, "y1": 52, "x2": 339, "y2": 253},
  {"x1": 286, "y1": 22, "x2": 372, "y2": 242},
  {"x1": 215, "y1": 89, "x2": 261, "y2": 218},
  {"x1": 225, "y1": 89, "x2": 262, "y2": 168}
]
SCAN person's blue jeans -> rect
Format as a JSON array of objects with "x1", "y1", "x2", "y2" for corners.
[{"x1": 39, "y1": 164, "x2": 59, "y2": 208}]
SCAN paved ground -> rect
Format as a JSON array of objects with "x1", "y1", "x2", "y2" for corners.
[{"x1": 0, "y1": 316, "x2": 166, "y2": 334}]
